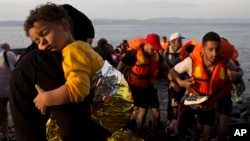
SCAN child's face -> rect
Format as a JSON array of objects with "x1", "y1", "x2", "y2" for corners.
[{"x1": 28, "y1": 19, "x2": 72, "y2": 51}]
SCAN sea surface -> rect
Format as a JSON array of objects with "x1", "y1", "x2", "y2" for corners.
[{"x1": 0, "y1": 22, "x2": 250, "y2": 94}]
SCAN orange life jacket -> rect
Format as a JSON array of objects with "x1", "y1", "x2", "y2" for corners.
[
  {"x1": 220, "y1": 38, "x2": 239, "y2": 62},
  {"x1": 179, "y1": 40, "x2": 197, "y2": 60},
  {"x1": 189, "y1": 42, "x2": 233, "y2": 97},
  {"x1": 188, "y1": 39, "x2": 235, "y2": 109},
  {"x1": 126, "y1": 37, "x2": 159, "y2": 88},
  {"x1": 161, "y1": 41, "x2": 170, "y2": 50}
]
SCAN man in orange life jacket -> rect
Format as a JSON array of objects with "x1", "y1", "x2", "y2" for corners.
[
  {"x1": 117, "y1": 33, "x2": 171, "y2": 138},
  {"x1": 169, "y1": 31, "x2": 243, "y2": 141}
]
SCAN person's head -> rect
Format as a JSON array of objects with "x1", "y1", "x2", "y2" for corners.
[
  {"x1": 106, "y1": 43, "x2": 114, "y2": 54},
  {"x1": 97, "y1": 38, "x2": 108, "y2": 48},
  {"x1": 144, "y1": 33, "x2": 162, "y2": 55},
  {"x1": 0, "y1": 42, "x2": 11, "y2": 50},
  {"x1": 180, "y1": 40, "x2": 197, "y2": 60},
  {"x1": 162, "y1": 36, "x2": 167, "y2": 42},
  {"x1": 170, "y1": 32, "x2": 185, "y2": 51},
  {"x1": 184, "y1": 44, "x2": 195, "y2": 58},
  {"x1": 123, "y1": 40, "x2": 128, "y2": 44},
  {"x1": 62, "y1": 4, "x2": 95, "y2": 45},
  {"x1": 201, "y1": 31, "x2": 221, "y2": 65},
  {"x1": 24, "y1": 2, "x2": 74, "y2": 51}
]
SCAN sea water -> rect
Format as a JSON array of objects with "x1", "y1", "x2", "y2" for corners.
[{"x1": 0, "y1": 22, "x2": 250, "y2": 94}]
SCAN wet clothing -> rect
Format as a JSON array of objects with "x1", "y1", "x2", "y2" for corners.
[{"x1": 9, "y1": 47, "x2": 110, "y2": 141}]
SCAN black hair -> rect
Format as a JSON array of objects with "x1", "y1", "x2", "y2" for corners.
[
  {"x1": 185, "y1": 44, "x2": 195, "y2": 53},
  {"x1": 202, "y1": 31, "x2": 221, "y2": 47}
]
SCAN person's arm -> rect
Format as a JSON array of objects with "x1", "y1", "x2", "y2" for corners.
[
  {"x1": 227, "y1": 60, "x2": 243, "y2": 82},
  {"x1": 34, "y1": 43, "x2": 96, "y2": 114},
  {"x1": 170, "y1": 57, "x2": 194, "y2": 89},
  {"x1": 117, "y1": 61, "x2": 127, "y2": 72},
  {"x1": 159, "y1": 52, "x2": 171, "y2": 78},
  {"x1": 34, "y1": 84, "x2": 70, "y2": 114},
  {"x1": 6, "y1": 51, "x2": 17, "y2": 71},
  {"x1": 117, "y1": 50, "x2": 137, "y2": 72}
]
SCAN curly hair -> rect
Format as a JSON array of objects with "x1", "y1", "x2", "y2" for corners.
[{"x1": 24, "y1": 2, "x2": 73, "y2": 37}]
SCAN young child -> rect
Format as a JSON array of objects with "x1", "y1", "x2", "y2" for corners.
[
  {"x1": 24, "y1": 3, "x2": 134, "y2": 135},
  {"x1": 24, "y1": 2, "x2": 105, "y2": 114}
]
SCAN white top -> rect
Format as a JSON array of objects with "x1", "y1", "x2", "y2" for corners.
[
  {"x1": 174, "y1": 57, "x2": 238, "y2": 96},
  {"x1": 166, "y1": 46, "x2": 181, "y2": 66},
  {"x1": 174, "y1": 57, "x2": 238, "y2": 76}
]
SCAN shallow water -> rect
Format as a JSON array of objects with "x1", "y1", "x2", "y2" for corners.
[{"x1": 1, "y1": 23, "x2": 249, "y2": 94}]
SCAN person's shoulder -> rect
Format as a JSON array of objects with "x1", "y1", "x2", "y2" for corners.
[
  {"x1": 184, "y1": 56, "x2": 192, "y2": 62},
  {"x1": 177, "y1": 57, "x2": 192, "y2": 66},
  {"x1": 6, "y1": 50, "x2": 16, "y2": 56},
  {"x1": 18, "y1": 50, "x2": 60, "y2": 64},
  {"x1": 124, "y1": 50, "x2": 137, "y2": 57}
]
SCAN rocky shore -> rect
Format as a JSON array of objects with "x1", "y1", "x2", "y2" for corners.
[{"x1": 4, "y1": 78, "x2": 250, "y2": 141}]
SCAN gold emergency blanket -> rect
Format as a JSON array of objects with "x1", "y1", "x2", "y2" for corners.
[
  {"x1": 91, "y1": 74, "x2": 134, "y2": 133},
  {"x1": 46, "y1": 118, "x2": 61, "y2": 141},
  {"x1": 107, "y1": 129, "x2": 144, "y2": 141},
  {"x1": 46, "y1": 61, "x2": 134, "y2": 140}
]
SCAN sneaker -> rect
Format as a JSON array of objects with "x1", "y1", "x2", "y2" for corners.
[
  {"x1": 184, "y1": 94, "x2": 208, "y2": 105},
  {"x1": 231, "y1": 87, "x2": 238, "y2": 104},
  {"x1": 231, "y1": 84, "x2": 243, "y2": 104}
]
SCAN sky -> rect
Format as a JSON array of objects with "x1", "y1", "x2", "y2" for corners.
[{"x1": 0, "y1": 0, "x2": 250, "y2": 21}]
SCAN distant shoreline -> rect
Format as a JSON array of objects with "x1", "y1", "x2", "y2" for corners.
[{"x1": 1, "y1": 17, "x2": 250, "y2": 26}]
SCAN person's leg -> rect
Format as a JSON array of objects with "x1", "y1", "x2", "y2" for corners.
[
  {"x1": 167, "y1": 87, "x2": 173, "y2": 122},
  {"x1": 202, "y1": 125, "x2": 214, "y2": 141},
  {"x1": 216, "y1": 93, "x2": 232, "y2": 141},
  {"x1": 151, "y1": 107, "x2": 160, "y2": 134},
  {"x1": 175, "y1": 103, "x2": 196, "y2": 138},
  {"x1": 136, "y1": 107, "x2": 147, "y2": 135},
  {"x1": 192, "y1": 121, "x2": 202, "y2": 141},
  {"x1": 127, "y1": 85, "x2": 141, "y2": 135},
  {"x1": 168, "y1": 88, "x2": 186, "y2": 133},
  {"x1": 0, "y1": 97, "x2": 9, "y2": 140},
  {"x1": 198, "y1": 108, "x2": 217, "y2": 141},
  {"x1": 217, "y1": 114, "x2": 230, "y2": 141},
  {"x1": 147, "y1": 86, "x2": 160, "y2": 135}
]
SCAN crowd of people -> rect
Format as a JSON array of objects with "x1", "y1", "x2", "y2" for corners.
[{"x1": 0, "y1": 2, "x2": 247, "y2": 141}]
